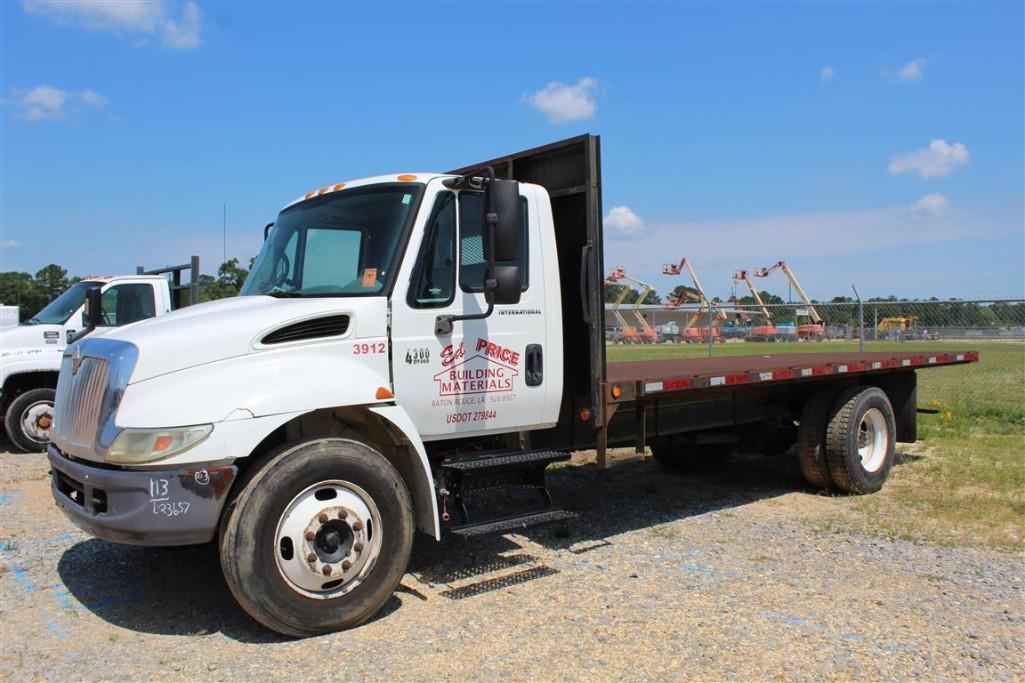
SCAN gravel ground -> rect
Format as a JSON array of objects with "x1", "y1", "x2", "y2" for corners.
[{"x1": 1, "y1": 442, "x2": 1022, "y2": 681}]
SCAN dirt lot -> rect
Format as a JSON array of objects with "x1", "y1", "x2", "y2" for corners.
[{"x1": 1, "y1": 442, "x2": 1022, "y2": 681}]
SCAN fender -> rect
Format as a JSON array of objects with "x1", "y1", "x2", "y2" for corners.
[
  {"x1": 368, "y1": 404, "x2": 440, "y2": 540},
  {"x1": 0, "y1": 352, "x2": 62, "y2": 393}
]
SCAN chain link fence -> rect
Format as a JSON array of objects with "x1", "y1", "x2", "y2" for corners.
[{"x1": 606, "y1": 299, "x2": 1025, "y2": 421}]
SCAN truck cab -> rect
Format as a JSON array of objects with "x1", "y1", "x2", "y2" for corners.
[{"x1": 0, "y1": 275, "x2": 174, "y2": 452}]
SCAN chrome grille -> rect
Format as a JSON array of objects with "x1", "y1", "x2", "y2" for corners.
[{"x1": 53, "y1": 355, "x2": 110, "y2": 451}]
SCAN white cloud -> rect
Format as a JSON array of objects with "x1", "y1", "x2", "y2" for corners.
[
  {"x1": 910, "y1": 193, "x2": 951, "y2": 220},
  {"x1": 888, "y1": 139, "x2": 970, "y2": 179},
  {"x1": 7, "y1": 85, "x2": 109, "y2": 121},
  {"x1": 893, "y1": 58, "x2": 927, "y2": 82},
  {"x1": 0, "y1": 240, "x2": 22, "y2": 249},
  {"x1": 604, "y1": 206, "x2": 645, "y2": 236},
  {"x1": 820, "y1": 65, "x2": 835, "y2": 83},
  {"x1": 526, "y1": 77, "x2": 598, "y2": 123},
  {"x1": 22, "y1": 0, "x2": 202, "y2": 49}
]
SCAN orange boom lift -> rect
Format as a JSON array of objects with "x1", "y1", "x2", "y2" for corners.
[
  {"x1": 608, "y1": 266, "x2": 659, "y2": 344},
  {"x1": 755, "y1": 261, "x2": 825, "y2": 341},
  {"x1": 732, "y1": 269, "x2": 778, "y2": 341},
  {"x1": 663, "y1": 258, "x2": 725, "y2": 343}
]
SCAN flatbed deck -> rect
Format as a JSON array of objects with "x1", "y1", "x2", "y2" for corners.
[{"x1": 606, "y1": 350, "x2": 978, "y2": 398}]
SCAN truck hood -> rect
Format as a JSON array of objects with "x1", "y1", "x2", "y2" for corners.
[
  {"x1": 98, "y1": 295, "x2": 388, "y2": 383},
  {"x1": 0, "y1": 324, "x2": 65, "y2": 355}
]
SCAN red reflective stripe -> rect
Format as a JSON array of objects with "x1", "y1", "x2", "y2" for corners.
[
  {"x1": 773, "y1": 370, "x2": 794, "y2": 380},
  {"x1": 847, "y1": 362, "x2": 866, "y2": 372},
  {"x1": 663, "y1": 378, "x2": 692, "y2": 391},
  {"x1": 881, "y1": 359, "x2": 899, "y2": 368},
  {"x1": 966, "y1": 351, "x2": 979, "y2": 361},
  {"x1": 812, "y1": 366, "x2": 831, "y2": 376},
  {"x1": 726, "y1": 374, "x2": 749, "y2": 385},
  {"x1": 911, "y1": 356, "x2": 925, "y2": 366}
]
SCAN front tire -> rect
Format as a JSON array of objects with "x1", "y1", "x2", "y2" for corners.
[
  {"x1": 219, "y1": 438, "x2": 414, "y2": 637},
  {"x1": 4, "y1": 387, "x2": 56, "y2": 453},
  {"x1": 825, "y1": 387, "x2": 896, "y2": 494}
]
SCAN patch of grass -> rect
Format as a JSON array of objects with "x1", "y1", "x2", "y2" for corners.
[{"x1": 835, "y1": 420, "x2": 1024, "y2": 550}]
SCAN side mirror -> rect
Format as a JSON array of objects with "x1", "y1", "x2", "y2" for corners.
[
  {"x1": 264, "y1": 222, "x2": 274, "y2": 241},
  {"x1": 84, "y1": 286, "x2": 104, "y2": 328},
  {"x1": 486, "y1": 179, "x2": 521, "y2": 262},
  {"x1": 485, "y1": 265, "x2": 522, "y2": 306}
]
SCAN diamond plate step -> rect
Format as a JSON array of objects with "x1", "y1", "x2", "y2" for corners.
[{"x1": 450, "y1": 509, "x2": 576, "y2": 538}]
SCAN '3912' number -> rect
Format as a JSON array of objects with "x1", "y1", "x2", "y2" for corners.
[{"x1": 354, "y1": 342, "x2": 386, "y2": 355}]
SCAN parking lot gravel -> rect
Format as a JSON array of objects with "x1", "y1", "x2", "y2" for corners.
[{"x1": 1, "y1": 443, "x2": 1022, "y2": 681}]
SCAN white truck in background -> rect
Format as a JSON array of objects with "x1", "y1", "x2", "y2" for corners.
[{"x1": 0, "y1": 259, "x2": 198, "y2": 452}]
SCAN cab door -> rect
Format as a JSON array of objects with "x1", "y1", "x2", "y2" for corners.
[{"x1": 390, "y1": 184, "x2": 552, "y2": 439}]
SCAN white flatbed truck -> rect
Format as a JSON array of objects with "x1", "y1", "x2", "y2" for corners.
[
  {"x1": 1, "y1": 259, "x2": 198, "y2": 452},
  {"x1": 46, "y1": 137, "x2": 975, "y2": 636}
]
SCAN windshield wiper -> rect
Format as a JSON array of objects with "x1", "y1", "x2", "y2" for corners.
[
  {"x1": 25, "y1": 317, "x2": 41, "y2": 325},
  {"x1": 266, "y1": 290, "x2": 305, "y2": 298}
]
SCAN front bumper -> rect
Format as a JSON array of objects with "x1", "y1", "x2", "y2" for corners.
[{"x1": 47, "y1": 444, "x2": 237, "y2": 546}]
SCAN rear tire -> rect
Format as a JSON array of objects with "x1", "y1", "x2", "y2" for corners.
[
  {"x1": 219, "y1": 438, "x2": 414, "y2": 637},
  {"x1": 797, "y1": 389, "x2": 836, "y2": 490},
  {"x1": 825, "y1": 387, "x2": 896, "y2": 494},
  {"x1": 4, "y1": 388, "x2": 55, "y2": 453}
]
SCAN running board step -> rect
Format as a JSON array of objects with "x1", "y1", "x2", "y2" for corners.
[
  {"x1": 450, "y1": 509, "x2": 577, "y2": 538},
  {"x1": 441, "y1": 449, "x2": 570, "y2": 473}
]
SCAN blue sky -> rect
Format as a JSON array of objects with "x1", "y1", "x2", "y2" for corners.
[{"x1": 2, "y1": 1, "x2": 1022, "y2": 301}]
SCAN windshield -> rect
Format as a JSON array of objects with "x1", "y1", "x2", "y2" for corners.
[
  {"x1": 26, "y1": 281, "x2": 100, "y2": 325},
  {"x1": 242, "y1": 184, "x2": 423, "y2": 297}
]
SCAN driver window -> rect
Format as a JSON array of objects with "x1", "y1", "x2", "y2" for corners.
[
  {"x1": 408, "y1": 192, "x2": 455, "y2": 308},
  {"x1": 100, "y1": 284, "x2": 156, "y2": 326}
]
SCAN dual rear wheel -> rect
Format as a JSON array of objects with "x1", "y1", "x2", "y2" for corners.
[{"x1": 798, "y1": 386, "x2": 896, "y2": 494}]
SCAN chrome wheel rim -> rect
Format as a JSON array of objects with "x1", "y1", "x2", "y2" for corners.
[
  {"x1": 858, "y1": 408, "x2": 888, "y2": 472},
  {"x1": 274, "y1": 480, "x2": 383, "y2": 599},
  {"x1": 20, "y1": 400, "x2": 54, "y2": 445}
]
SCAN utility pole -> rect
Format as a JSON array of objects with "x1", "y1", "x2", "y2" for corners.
[{"x1": 223, "y1": 202, "x2": 227, "y2": 266}]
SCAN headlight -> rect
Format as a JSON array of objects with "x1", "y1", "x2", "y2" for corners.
[{"x1": 106, "y1": 425, "x2": 213, "y2": 464}]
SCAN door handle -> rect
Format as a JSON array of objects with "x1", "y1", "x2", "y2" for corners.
[{"x1": 525, "y1": 344, "x2": 543, "y2": 386}]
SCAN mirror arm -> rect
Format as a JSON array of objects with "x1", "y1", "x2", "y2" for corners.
[
  {"x1": 435, "y1": 301, "x2": 494, "y2": 337},
  {"x1": 435, "y1": 167, "x2": 501, "y2": 337}
]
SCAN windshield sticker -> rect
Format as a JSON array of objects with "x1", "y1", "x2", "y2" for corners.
[
  {"x1": 361, "y1": 268, "x2": 378, "y2": 288},
  {"x1": 402, "y1": 194, "x2": 412, "y2": 205}
]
